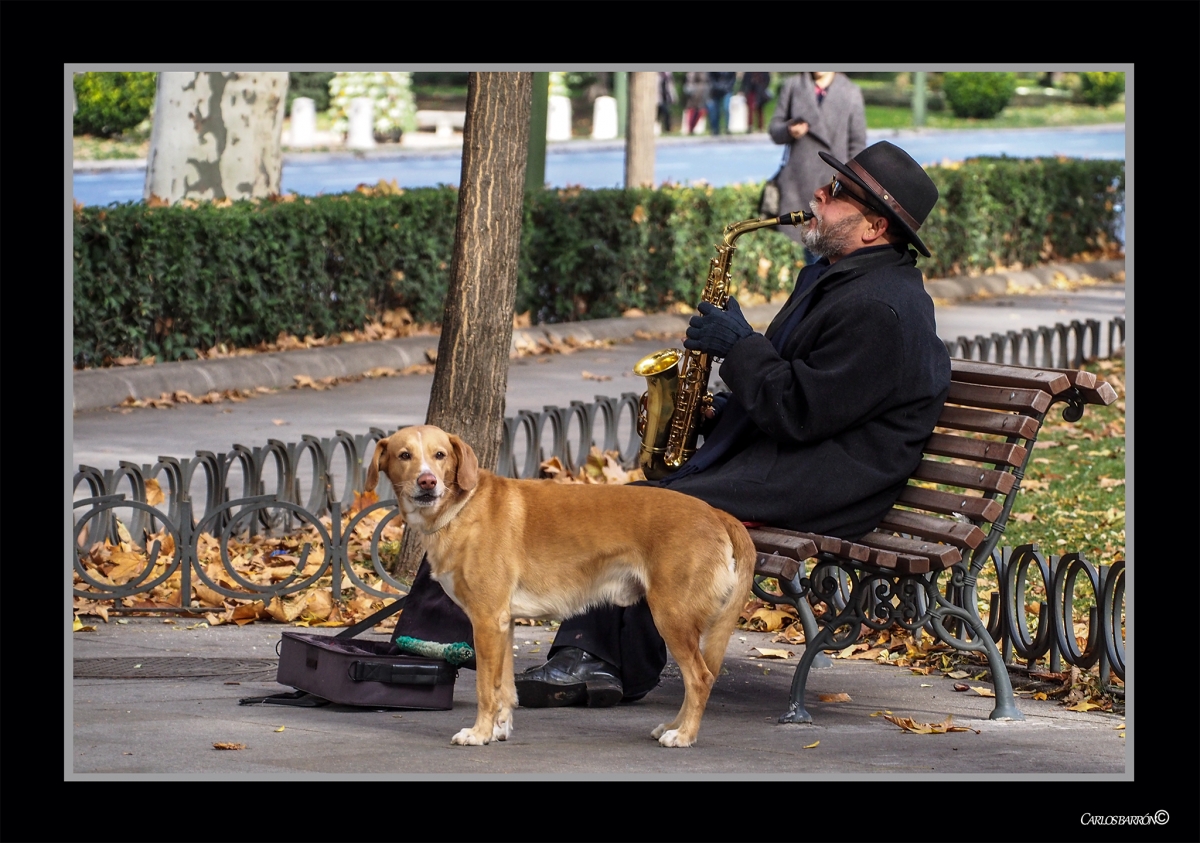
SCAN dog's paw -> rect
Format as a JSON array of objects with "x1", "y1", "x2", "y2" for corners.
[
  {"x1": 451, "y1": 728, "x2": 490, "y2": 746},
  {"x1": 656, "y1": 728, "x2": 695, "y2": 748},
  {"x1": 492, "y1": 717, "x2": 513, "y2": 742},
  {"x1": 651, "y1": 723, "x2": 667, "y2": 740}
]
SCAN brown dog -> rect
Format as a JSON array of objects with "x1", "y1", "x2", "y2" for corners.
[{"x1": 366, "y1": 424, "x2": 756, "y2": 748}]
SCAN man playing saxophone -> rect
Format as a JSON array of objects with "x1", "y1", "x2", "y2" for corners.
[
  {"x1": 510, "y1": 141, "x2": 952, "y2": 707},
  {"x1": 389, "y1": 141, "x2": 952, "y2": 709}
]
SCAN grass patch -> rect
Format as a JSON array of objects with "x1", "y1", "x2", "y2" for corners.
[
  {"x1": 1002, "y1": 355, "x2": 1126, "y2": 562},
  {"x1": 865, "y1": 102, "x2": 1125, "y2": 131}
]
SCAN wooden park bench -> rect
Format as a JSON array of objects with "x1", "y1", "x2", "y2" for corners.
[{"x1": 745, "y1": 358, "x2": 1119, "y2": 724}]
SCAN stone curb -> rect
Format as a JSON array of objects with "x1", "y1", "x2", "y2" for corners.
[{"x1": 72, "y1": 258, "x2": 1123, "y2": 414}]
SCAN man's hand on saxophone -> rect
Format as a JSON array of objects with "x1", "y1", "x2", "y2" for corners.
[{"x1": 684, "y1": 297, "x2": 755, "y2": 360}]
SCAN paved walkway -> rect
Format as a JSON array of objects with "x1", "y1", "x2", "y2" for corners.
[{"x1": 71, "y1": 617, "x2": 1126, "y2": 777}]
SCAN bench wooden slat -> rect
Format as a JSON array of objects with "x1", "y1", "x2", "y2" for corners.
[
  {"x1": 1043, "y1": 367, "x2": 1097, "y2": 390},
  {"x1": 755, "y1": 553, "x2": 801, "y2": 582},
  {"x1": 924, "y1": 432, "x2": 1028, "y2": 468},
  {"x1": 876, "y1": 508, "x2": 985, "y2": 549},
  {"x1": 896, "y1": 485, "x2": 1004, "y2": 523},
  {"x1": 911, "y1": 458, "x2": 1015, "y2": 495},
  {"x1": 936, "y1": 405, "x2": 1041, "y2": 440},
  {"x1": 947, "y1": 381, "x2": 1052, "y2": 414},
  {"x1": 745, "y1": 529, "x2": 818, "y2": 562},
  {"x1": 950, "y1": 359, "x2": 1072, "y2": 394},
  {"x1": 858, "y1": 531, "x2": 962, "y2": 573}
]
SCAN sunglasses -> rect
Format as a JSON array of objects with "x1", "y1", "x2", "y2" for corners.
[{"x1": 828, "y1": 176, "x2": 884, "y2": 215}]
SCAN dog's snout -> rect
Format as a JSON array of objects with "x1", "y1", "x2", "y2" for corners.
[{"x1": 418, "y1": 471, "x2": 438, "y2": 492}]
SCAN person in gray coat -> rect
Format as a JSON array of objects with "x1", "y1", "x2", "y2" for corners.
[{"x1": 769, "y1": 72, "x2": 867, "y2": 262}]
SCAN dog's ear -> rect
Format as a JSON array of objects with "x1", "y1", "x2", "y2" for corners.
[
  {"x1": 450, "y1": 434, "x2": 479, "y2": 492},
  {"x1": 365, "y1": 436, "x2": 389, "y2": 492}
]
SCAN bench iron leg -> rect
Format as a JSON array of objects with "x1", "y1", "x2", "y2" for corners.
[
  {"x1": 929, "y1": 584, "x2": 1025, "y2": 721},
  {"x1": 796, "y1": 599, "x2": 834, "y2": 670}
]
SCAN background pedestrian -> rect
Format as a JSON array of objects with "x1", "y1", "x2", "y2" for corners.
[
  {"x1": 768, "y1": 71, "x2": 867, "y2": 262},
  {"x1": 706, "y1": 72, "x2": 737, "y2": 135},
  {"x1": 740, "y1": 72, "x2": 772, "y2": 132}
]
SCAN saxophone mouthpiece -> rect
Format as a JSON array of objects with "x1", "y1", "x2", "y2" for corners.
[{"x1": 777, "y1": 210, "x2": 815, "y2": 226}]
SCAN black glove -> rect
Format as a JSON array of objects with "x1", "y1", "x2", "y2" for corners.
[{"x1": 683, "y1": 297, "x2": 754, "y2": 359}]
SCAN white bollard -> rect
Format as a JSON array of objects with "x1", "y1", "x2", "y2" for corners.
[
  {"x1": 592, "y1": 96, "x2": 618, "y2": 140},
  {"x1": 346, "y1": 97, "x2": 376, "y2": 149},
  {"x1": 728, "y1": 94, "x2": 749, "y2": 134},
  {"x1": 547, "y1": 94, "x2": 572, "y2": 141},
  {"x1": 290, "y1": 97, "x2": 316, "y2": 147}
]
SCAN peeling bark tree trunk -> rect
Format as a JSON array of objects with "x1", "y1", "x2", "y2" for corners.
[
  {"x1": 393, "y1": 72, "x2": 533, "y2": 582},
  {"x1": 144, "y1": 72, "x2": 288, "y2": 205},
  {"x1": 625, "y1": 72, "x2": 657, "y2": 188}
]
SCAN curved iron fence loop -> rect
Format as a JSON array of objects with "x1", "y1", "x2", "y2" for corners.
[
  {"x1": 1109, "y1": 316, "x2": 1125, "y2": 357},
  {"x1": 191, "y1": 495, "x2": 334, "y2": 601},
  {"x1": 1083, "y1": 318, "x2": 1101, "y2": 362},
  {"x1": 988, "y1": 333, "x2": 1006, "y2": 364},
  {"x1": 1051, "y1": 552, "x2": 1102, "y2": 670},
  {"x1": 319, "y1": 432, "x2": 359, "y2": 508},
  {"x1": 330, "y1": 430, "x2": 362, "y2": 504},
  {"x1": 1099, "y1": 559, "x2": 1125, "y2": 681},
  {"x1": 1036, "y1": 326, "x2": 1054, "y2": 367},
  {"x1": 361, "y1": 430, "x2": 393, "y2": 497},
  {"x1": 72, "y1": 496, "x2": 184, "y2": 600},
  {"x1": 517, "y1": 409, "x2": 546, "y2": 478},
  {"x1": 1002, "y1": 545, "x2": 1054, "y2": 662},
  {"x1": 615, "y1": 393, "x2": 642, "y2": 466},
  {"x1": 187, "y1": 451, "x2": 226, "y2": 529},
  {"x1": 540, "y1": 405, "x2": 570, "y2": 470},
  {"x1": 564, "y1": 401, "x2": 597, "y2": 473},
  {"x1": 148, "y1": 456, "x2": 185, "y2": 521},
  {"x1": 298, "y1": 435, "x2": 331, "y2": 516},
  {"x1": 339, "y1": 498, "x2": 410, "y2": 598}
]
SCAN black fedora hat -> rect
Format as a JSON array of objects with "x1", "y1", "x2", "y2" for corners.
[{"x1": 819, "y1": 141, "x2": 938, "y2": 257}]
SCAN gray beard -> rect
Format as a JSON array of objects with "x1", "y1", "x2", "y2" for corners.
[{"x1": 802, "y1": 214, "x2": 861, "y2": 259}]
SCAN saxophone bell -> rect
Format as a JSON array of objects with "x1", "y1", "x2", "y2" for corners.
[{"x1": 632, "y1": 348, "x2": 683, "y2": 480}]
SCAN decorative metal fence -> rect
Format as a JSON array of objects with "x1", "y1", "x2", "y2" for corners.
[{"x1": 72, "y1": 316, "x2": 1126, "y2": 684}]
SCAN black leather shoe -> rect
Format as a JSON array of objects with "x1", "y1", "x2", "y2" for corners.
[{"x1": 514, "y1": 647, "x2": 623, "y2": 708}]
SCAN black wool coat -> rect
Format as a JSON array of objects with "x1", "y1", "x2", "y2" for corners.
[{"x1": 663, "y1": 244, "x2": 950, "y2": 541}]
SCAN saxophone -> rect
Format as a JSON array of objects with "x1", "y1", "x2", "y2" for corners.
[{"x1": 633, "y1": 210, "x2": 814, "y2": 480}]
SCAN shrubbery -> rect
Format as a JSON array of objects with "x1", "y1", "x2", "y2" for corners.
[
  {"x1": 942, "y1": 72, "x2": 1018, "y2": 119},
  {"x1": 73, "y1": 158, "x2": 1125, "y2": 367},
  {"x1": 73, "y1": 72, "x2": 158, "y2": 137},
  {"x1": 1076, "y1": 72, "x2": 1125, "y2": 106}
]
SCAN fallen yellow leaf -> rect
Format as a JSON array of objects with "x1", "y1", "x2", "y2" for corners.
[
  {"x1": 884, "y1": 714, "x2": 979, "y2": 735},
  {"x1": 747, "y1": 606, "x2": 795, "y2": 632},
  {"x1": 818, "y1": 692, "x2": 852, "y2": 703},
  {"x1": 803, "y1": 740, "x2": 820, "y2": 749},
  {"x1": 752, "y1": 647, "x2": 793, "y2": 660},
  {"x1": 1065, "y1": 700, "x2": 1102, "y2": 712},
  {"x1": 213, "y1": 742, "x2": 246, "y2": 750},
  {"x1": 970, "y1": 686, "x2": 996, "y2": 698},
  {"x1": 274, "y1": 726, "x2": 285, "y2": 732}
]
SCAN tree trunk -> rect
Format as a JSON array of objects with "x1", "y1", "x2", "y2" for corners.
[
  {"x1": 393, "y1": 72, "x2": 533, "y2": 582},
  {"x1": 625, "y1": 72, "x2": 657, "y2": 188},
  {"x1": 144, "y1": 72, "x2": 288, "y2": 205}
]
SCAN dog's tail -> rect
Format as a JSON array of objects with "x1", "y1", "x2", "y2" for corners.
[{"x1": 701, "y1": 513, "x2": 758, "y2": 675}]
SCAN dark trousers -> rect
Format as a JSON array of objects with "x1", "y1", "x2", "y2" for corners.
[{"x1": 398, "y1": 558, "x2": 669, "y2": 699}]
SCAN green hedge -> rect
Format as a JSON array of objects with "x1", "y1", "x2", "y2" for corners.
[{"x1": 73, "y1": 157, "x2": 1124, "y2": 367}]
